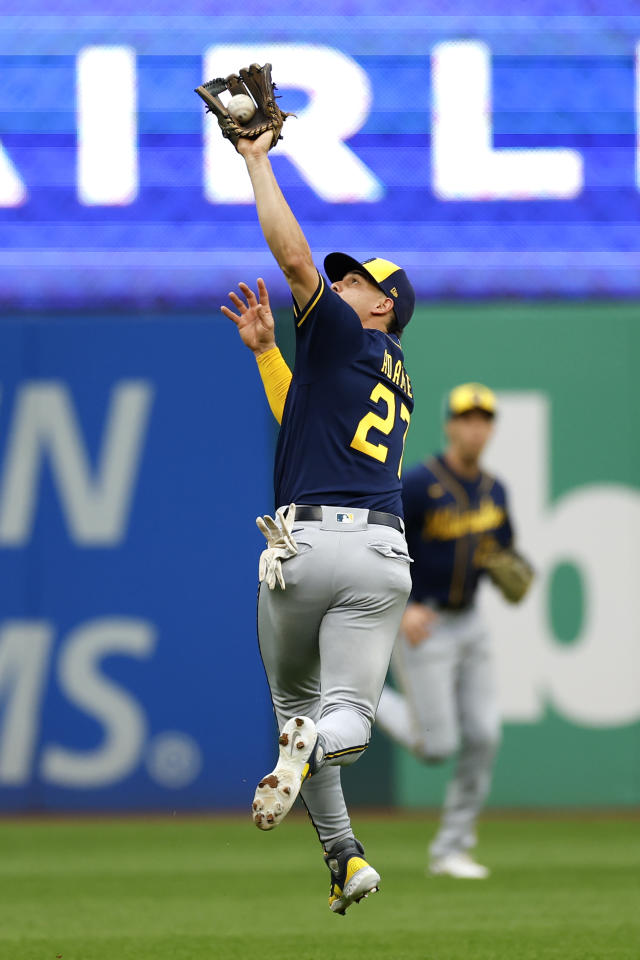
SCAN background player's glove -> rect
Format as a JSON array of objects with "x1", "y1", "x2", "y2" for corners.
[
  {"x1": 195, "y1": 63, "x2": 292, "y2": 151},
  {"x1": 256, "y1": 503, "x2": 298, "y2": 590},
  {"x1": 475, "y1": 539, "x2": 535, "y2": 604}
]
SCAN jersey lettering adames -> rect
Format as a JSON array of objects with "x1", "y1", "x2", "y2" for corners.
[
  {"x1": 402, "y1": 455, "x2": 513, "y2": 609},
  {"x1": 274, "y1": 274, "x2": 414, "y2": 517}
]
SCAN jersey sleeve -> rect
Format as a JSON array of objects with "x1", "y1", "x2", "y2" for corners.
[
  {"x1": 255, "y1": 347, "x2": 292, "y2": 425},
  {"x1": 292, "y1": 272, "x2": 364, "y2": 380}
]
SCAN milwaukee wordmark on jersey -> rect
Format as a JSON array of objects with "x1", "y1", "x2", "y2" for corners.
[{"x1": 402, "y1": 455, "x2": 513, "y2": 609}]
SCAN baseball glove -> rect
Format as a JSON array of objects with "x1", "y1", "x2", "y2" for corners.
[
  {"x1": 195, "y1": 62, "x2": 292, "y2": 151},
  {"x1": 475, "y1": 539, "x2": 534, "y2": 604}
]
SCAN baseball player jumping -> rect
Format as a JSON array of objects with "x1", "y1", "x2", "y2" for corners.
[
  {"x1": 207, "y1": 66, "x2": 416, "y2": 913},
  {"x1": 376, "y1": 383, "x2": 533, "y2": 878}
]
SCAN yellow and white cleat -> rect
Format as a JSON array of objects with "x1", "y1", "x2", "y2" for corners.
[
  {"x1": 252, "y1": 716, "x2": 317, "y2": 830},
  {"x1": 325, "y1": 837, "x2": 381, "y2": 915}
]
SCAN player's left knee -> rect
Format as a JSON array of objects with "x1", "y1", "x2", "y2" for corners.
[
  {"x1": 413, "y1": 732, "x2": 458, "y2": 764},
  {"x1": 464, "y1": 727, "x2": 501, "y2": 756}
]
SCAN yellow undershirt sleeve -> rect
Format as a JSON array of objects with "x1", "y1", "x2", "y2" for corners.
[{"x1": 255, "y1": 346, "x2": 293, "y2": 425}]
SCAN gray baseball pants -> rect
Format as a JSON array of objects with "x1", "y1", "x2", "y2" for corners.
[
  {"x1": 257, "y1": 506, "x2": 412, "y2": 849},
  {"x1": 376, "y1": 606, "x2": 501, "y2": 859}
]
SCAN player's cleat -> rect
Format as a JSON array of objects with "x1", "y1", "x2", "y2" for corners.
[
  {"x1": 252, "y1": 715, "x2": 317, "y2": 830},
  {"x1": 429, "y1": 851, "x2": 490, "y2": 879},
  {"x1": 324, "y1": 837, "x2": 381, "y2": 915}
]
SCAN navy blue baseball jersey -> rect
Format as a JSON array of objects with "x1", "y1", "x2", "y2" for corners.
[
  {"x1": 402, "y1": 454, "x2": 513, "y2": 609},
  {"x1": 274, "y1": 273, "x2": 414, "y2": 516}
]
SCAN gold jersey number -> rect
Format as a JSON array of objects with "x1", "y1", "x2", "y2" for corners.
[{"x1": 350, "y1": 383, "x2": 411, "y2": 478}]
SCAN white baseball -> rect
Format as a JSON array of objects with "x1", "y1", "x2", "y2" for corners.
[{"x1": 227, "y1": 94, "x2": 256, "y2": 125}]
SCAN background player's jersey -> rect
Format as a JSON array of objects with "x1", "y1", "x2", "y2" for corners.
[
  {"x1": 402, "y1": 454, "x2": 513, "y2": 609},
  {"x1": 274, "y1": 274, "x2": 414, "y2": 516}
]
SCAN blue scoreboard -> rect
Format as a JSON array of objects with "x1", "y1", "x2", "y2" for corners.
[{"x1": 1, "y1": 2, "x2": 639, "y2": 307}]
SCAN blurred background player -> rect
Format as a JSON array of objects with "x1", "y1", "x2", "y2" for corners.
[{"x1": 376, "y1": 383, "x2": 533, "y2": 879}]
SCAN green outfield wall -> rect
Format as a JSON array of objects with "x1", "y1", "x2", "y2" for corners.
[{"x1": 279, "y1": 301, "x2": 640, "y2": 808}]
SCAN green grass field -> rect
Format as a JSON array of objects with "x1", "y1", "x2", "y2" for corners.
[{"x1": 0, "y1": 814, "x2": 638, "y2": 960}]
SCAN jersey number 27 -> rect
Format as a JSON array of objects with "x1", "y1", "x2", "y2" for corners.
[{"x1": 350, "y1": 382, "x2": 411, "y2": 478}]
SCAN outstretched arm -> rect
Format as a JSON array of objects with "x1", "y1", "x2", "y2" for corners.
[
  {"x1": 222, "y1": 278, "x2": 292, "y2": 424},
  {"x1": 237, "y1": 134, "x2": 319, "y2": 308}
]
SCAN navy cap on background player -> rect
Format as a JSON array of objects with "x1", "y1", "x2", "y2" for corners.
[
  {"x1": 324, "y1": 253, "x2": 415, "y2": 329},
  {"x1": 446, "y1": 383, "x2": 497, "y2": 419}
]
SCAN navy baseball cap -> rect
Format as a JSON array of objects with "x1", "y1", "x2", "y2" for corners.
[{"x1": 324, "y1": 253, "x2": 415, "y2": 329}]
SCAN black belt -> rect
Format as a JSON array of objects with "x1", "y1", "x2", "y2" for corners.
[{"x1": 295, "y1": 505, "x2": 404, "y2": 533}]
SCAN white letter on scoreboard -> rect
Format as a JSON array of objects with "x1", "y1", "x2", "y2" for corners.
[
  {"x1": 77, "y1": 46, "x2": 139, "y2": 205},
  {"x1": 432, "y1": 41, "x2": 583, "y2": 200},
  {"x1": 203, "y1": 44, "x2": 382, "y2": 203},
  {"x1": 0, "y1": 145, "x2": 27, "y2": 207}
]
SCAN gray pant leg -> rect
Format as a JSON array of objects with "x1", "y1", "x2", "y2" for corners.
[
  {"x1": 382, "y1": 608, "x2": 499, "y2": 858},
  {"x1": 258, "y1": 571, "x2": 354, "y2": 849},
  {"x1": 387, "y1": 623, "x2": 460, "y2": 760},
  {"x1": 299, "y1": 766, "x2": 352, "y2": 848},
  {"x1": 258, "y1": 515, "x2": 411, "y2": 847},
  {"x1": 430, "y1": 610, "x2": 501, "y2": 859},
  {"x1": 259, "y1": 545, "x2": 349, "y2": 847},
  {"x1": 317, "y1": 531, "x2": 411, "y2": 763},
  {"x1": 375, "y1": 684, "x2": 416, "y2": 752},
  {"x1": 258, "y1": 568, "x2": 327, "y2": 730}
]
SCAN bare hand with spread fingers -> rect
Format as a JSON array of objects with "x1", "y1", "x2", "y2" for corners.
[{"x1": 221, "y1": 278, "x2": 276, "y2": 356}]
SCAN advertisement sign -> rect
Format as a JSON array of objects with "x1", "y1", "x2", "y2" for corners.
[{"x1": 0, "y1": 314, "x2": 274, "y2": 810}]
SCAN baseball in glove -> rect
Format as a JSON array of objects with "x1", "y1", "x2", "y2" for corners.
[
  {"x1": 474, "y1": 537, "x2": 534, "y2": 604},
  {"x1": 195, "y1": 62, "x2": 292, "y2": 151}
]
